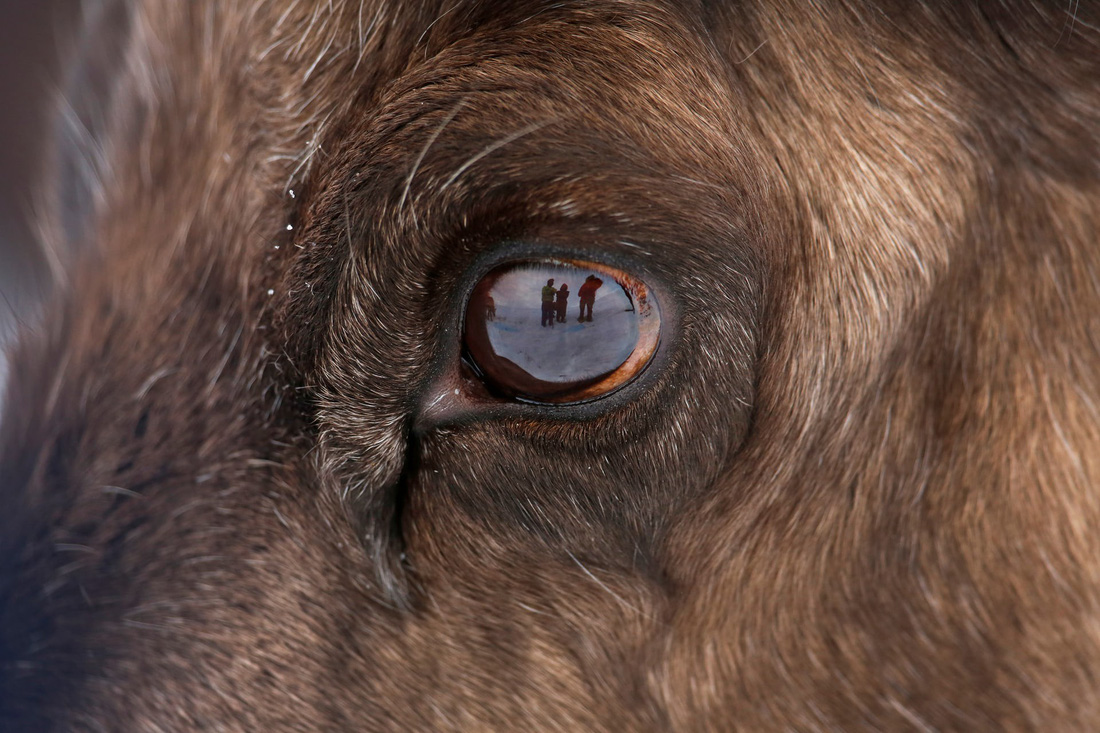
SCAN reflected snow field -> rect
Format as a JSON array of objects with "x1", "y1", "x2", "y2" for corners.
[
  {"x1": 465, "y1": 259, "x2": 660, "y2": 402},
  {"x1": 486, "y1": 263, "x2": 637, "y2": 382}
]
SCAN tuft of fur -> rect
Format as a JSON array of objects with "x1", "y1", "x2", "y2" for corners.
[{"x1": 2, "y1": 1, "x2": 1100, "y2": 729}]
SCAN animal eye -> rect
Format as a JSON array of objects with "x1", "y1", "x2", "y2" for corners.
[{"x1": 463, "y1": 258, "x2": 661, "y2": 404}]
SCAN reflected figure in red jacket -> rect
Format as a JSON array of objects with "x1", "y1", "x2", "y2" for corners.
[{"x1": 577, "y1": 275, "x2": 603, "y2": 322}]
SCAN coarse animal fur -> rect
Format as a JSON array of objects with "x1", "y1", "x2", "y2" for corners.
[{"x1": 3, "y1": 0, "x2": 1100, "y2": 729}]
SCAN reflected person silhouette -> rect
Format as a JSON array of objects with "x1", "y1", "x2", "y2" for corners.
[
  {"x1": 541, "y1": 278, "x2": 557, "y2": 327},
  {"x1": 577, "y1": 275, "x2": 603, "y2": 322},
  {"x1": 555, "y1": 283, "x2": 569, "y2": 323}
]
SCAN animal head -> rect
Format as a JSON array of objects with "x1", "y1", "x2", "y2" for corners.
[{"x1": 2, "y1": 1, "x2": 1099, "y2": 729}]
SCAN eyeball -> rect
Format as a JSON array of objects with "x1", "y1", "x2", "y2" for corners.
[{"x1": 463, "y1": 258, "x2": 661, "y2": 404}]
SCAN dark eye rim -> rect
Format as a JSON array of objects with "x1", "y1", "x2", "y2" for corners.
[{"x1": 455, "y1": 242, "x2": 672, "y2": 409}]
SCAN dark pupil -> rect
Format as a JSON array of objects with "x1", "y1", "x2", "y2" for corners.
[{"x1": 464, "y1": 260, "x2": 660, "y2": 403}]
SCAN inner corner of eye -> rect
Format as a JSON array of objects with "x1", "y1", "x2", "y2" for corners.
[{"x1": 461, "y1": 258, "x2": 661, "y2": 404}]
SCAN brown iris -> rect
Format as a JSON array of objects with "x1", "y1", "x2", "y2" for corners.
[{"x1": 463, "y1": 259, "x2": 661, "y2": 404}]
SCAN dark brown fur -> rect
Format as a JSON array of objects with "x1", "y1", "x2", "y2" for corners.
[{"x1": 3, "y1": 1, "x2": 1100, "y2": 729}]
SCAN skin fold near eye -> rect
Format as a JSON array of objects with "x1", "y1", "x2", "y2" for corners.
[{"x1": 463, "y1": 258, "x2": 661, "y2": 404}]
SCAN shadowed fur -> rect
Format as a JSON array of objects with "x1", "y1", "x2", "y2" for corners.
[{"x1": 2, "y1": 0, "x2": 1100, "y2": 729}]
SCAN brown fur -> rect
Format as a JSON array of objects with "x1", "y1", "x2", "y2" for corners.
[{"x1": 3, "y1": 0, "x2": 1100, "y2": 729}]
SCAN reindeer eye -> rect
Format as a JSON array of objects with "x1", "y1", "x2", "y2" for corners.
[{"x1": 463, "y1": 259, "x2": 661, "y2": 404}]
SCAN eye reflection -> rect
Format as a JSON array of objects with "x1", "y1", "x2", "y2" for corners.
[{"x1": 463, "y1": 259, "x2": 661, "y2": 404}]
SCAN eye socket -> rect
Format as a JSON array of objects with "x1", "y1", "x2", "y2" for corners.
[{"x1": 463, "y1": 258, "x2": 661, "y2": 404}]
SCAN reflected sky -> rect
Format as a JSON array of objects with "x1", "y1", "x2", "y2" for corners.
[{"x1": 489, "y1": 263, "x2": 625, "y2": 309}]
